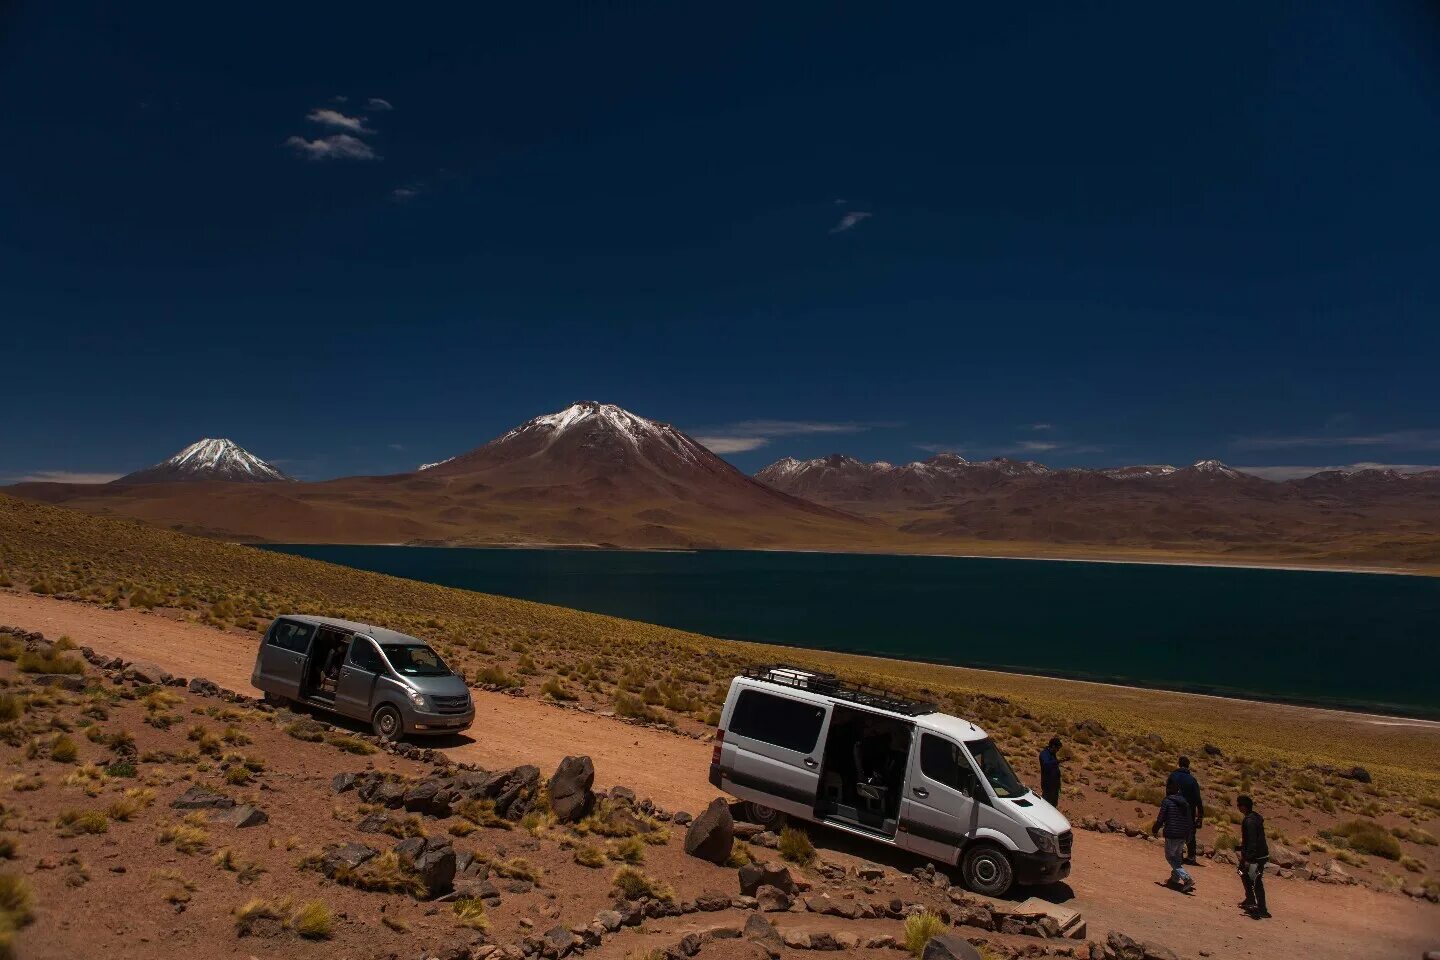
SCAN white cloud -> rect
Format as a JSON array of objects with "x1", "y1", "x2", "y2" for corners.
[
  {"x1": 367, "y1": 97, "x2": 394, "y2": 111},
  {"x1": 1235, "y1": 462, "x2": 1440, "y2": 481},
  {"x1": 8, "y1": 471, "x2": 122, "y2": 484},
  {"x1": 696, "y1": 436, "x2": 771, "y2": 454},
  {"x1": 1027, "y1": 423, "x2": 1054, "y2": 431},
  {"x1": 1234, "y1": 429, "x2": 1440, "y2": 451},
  {"x1": 914, "y1": 443, "x2": 969, "y2": 455},
  {"x1": 391, "y1": 184, "x2": 421, "y2": 201},
  {"x1": 829, "y1": 211, "x2": 872, "y2": 234},
  {"x1": 285, "y1": 133, "x2": 378, "y2": 161},
  {"x1": 694, "y1": 419, "x2": 877, "y2": 456},
  {"x1": 307, "y1": 108, "x2": 371, "y2": 133},
  {"x1": 1012, "y1": 440, "x2": 1061, "y2": 452}
]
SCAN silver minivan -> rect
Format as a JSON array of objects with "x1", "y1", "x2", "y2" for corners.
[
  {"x1": 251, "y1": 615, "x2": 474, "y2": 740},
  {"x1": 709, "y1": 666, "x2": 1071, "y2": 896}
]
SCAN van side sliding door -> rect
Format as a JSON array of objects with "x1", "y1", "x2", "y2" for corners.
[
  {"x1": 898, "y1": 733, "x2": 980, "y2": 864},
  {"x1": 257, "y1": 619, "x2": 314, "y2": 701},
  {"x1": 719, "y1": 688, "x2": 832, "y2": 820}
]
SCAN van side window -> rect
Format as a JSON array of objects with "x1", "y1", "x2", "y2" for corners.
[
  {"x1": 921, "y1": 734, "x2": 979, "y2": 796},
  {"x1": 729, "y1": 690, "x2": 826, "y2": 754},
  {"x1": 348, "y1": 640, "x2": 382, "y2": 673},
  {"x1": 268, "y1": 620, "x2": 314, "y2": 654}
]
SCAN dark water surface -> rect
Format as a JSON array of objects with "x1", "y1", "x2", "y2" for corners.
[{"x1": 259, "y1": 545, "x2": 1440, "y2": 717}]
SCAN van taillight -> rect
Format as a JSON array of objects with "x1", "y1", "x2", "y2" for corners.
[{"x1": 711, "y1": 730, "x2": 724, "y2": 765}]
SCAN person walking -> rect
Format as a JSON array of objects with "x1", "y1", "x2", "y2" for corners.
[
  {"x1": 1165, "y1": 756, "x2": 1204, "y2": 864},
  {"x1": 1153, "y1": 781, "x2": 1195, "y2": 891},
  {"x1": 1038, "y1": 736, "x2": 1062, "y2": 808},
  {"x1": 1237, "y1": 794, "x2": 1270, "y2": 918}
]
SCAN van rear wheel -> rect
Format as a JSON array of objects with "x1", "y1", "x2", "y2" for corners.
[
  {"x1": 961, "y1": 843, "x2": 1014, "y2": 897},
  {"x1": 372, "y1": 704, "x2": 404, "y2": 742},
  {"x1": 744, "y1": 801, "x2": 787, "y2": 830}
]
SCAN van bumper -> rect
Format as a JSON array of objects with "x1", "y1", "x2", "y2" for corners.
[
  {"x1": 708, "y1": 763, "x2": 723, "y2": 789},
  {"x1": 1013, "y1": 851, "x2": 1071, "y2": 886},
  {"x1": 406, "y1": 706, "x2": 475, "y2": 734}
]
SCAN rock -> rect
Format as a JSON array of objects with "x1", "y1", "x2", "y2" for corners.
[
  {"x1": 1267, "y1": 844, "x2": 1305, "y2": 869},
  {"x1": 548, "y1": 756, "x2": 596, "y2": 823},
  {"x1": 744, "y1": 912, "x2": 781, "y2": 942},
  {"x1": 857, "y1": 865, "x2": 885, "y2": 881},
  {"x1": 753, "y1": 830, "x2": 780, "y2": 848},
  {"x1": 781, "y1": 930, "x2": 811, "y2": 949},
  {"x1": 415, "y1": 845, "x2": 457, "y2": 899},
  {"x1": 29, "y1": 674, "x2": 86, "y2": 691},
  {"x1": 403, "y1": 778, "x2": 453, "y2": 818},
  {"x1": 678, "y1": 933, "x2": 703, "y2": 956},
  {"x1": 393, "y1": 836, "x2": 427, "y2": 868},
  {"x1": 920, "y1": 934, "x2": 982, "y2": 960},
  {"x1": 695, "y1": 889, "x2": 730, "y2": 912},
  {"x1": 951, "y1": 903, "x2": 995, "y2": 931},
  {"x1": 1105, "y1": 931, "x2": 1145, "y2": 960},
  {"x1": 126, "y1": 661, "x2": 172, "y2": 685},
  {"x1": 542, "y1": 925, "x2": 577, "y2": 958},
  {"x1": 673, "y1": 811, "x2": 694, "y2": 826},
  {"x1": 1142, "y1": 943, "x2": 1180, "y2": 960},
  {"x1": 1202, "y1": 743, "x2": 1223, "y2": 757},
  {"x1": 1345, "y1": 766, "x2": 1372, "y2": 784},
  {"x1": 804, "y1": 893, "x2": 862, "y2": 919},
  {"x1": 356, "y1": 812, "x2": 391, "y2": 833},
  {"x1": 683, "y1": 797, "x2": 735, "y2": 864},
  {"x1": 187, "y1": 677, "x2": 221, "y2": 697},
  {"x1": 595, "y1": 910, "x2": 623, "y2": 933},
  {"x1": 211, "y1": 804, "x2": 268, "y2": 828},
  {"x1": 331, "y1": 772, "x2": 358, "y2": 793},
  {"x1": 171, "y1": 786, "x2": 235, "y2": 810},
  {"x1": 372, "y1": 781, "x2": 407, "y2": 808},
  {"x1": 321, "y1": 843, "x2": 378, "y2": 876},
  {"x1": 738, "y1": 860, "x2": 798, "y2": 896},
  {"x1": 756, "y1": 886, "x2": 793, "y2": 912},
  {"x1": 866, "y1": 935, "x2": 897, "y2": 949},
  {"x1": 609, "y1": 785, "x2": 637, "y2": 804}
]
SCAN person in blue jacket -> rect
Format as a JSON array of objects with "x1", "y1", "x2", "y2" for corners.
[
  {"x1": 1038, "y1": 736, "x2": 1062, "y2": 808},
  {"x1": 1153, "y1": 781, "x2": 1196, "y2": 891},
  {"x1": 1165, "y1": 756, "x2": 1204, "y2": 864}
]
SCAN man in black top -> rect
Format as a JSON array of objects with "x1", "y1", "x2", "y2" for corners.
[
  {"x1": 1165, "y1": 756, "x2": 1204, "y2": 864},
  {"x1": 1237, "y1": 794, "x2": 1270, "y2": 918},
  {"x1": 1038, "y1": 736, "x2": 1062, "y2": 808}
]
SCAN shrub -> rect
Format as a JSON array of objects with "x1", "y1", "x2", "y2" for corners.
[
  {"x1": 106, "y1": 788, "x2": 155, "y2": 821},
  {"x1": 159, "y1": 817, "x2": 210, "y2": 854},
  {"x1": 609, "y1": 836, "x2": 646, "y2": 864},
  {"x1": 903, "y1": 910, "x2": 947, "y2": 958},
  {"x1": 0, "y1": 697, "x2": 21, "y2": 723},
  {"x1": 325, "y1": 734, "x2": 377, "y2": 755},
  {"x1": 291, "y1": 900, "x2": 334, "y2": 939},
  {"x1": 55, "y1": 808, "x2": 109, "y2": 836},
  {"x1": 1326, "y1": 819, "x2": 1403, "y2": 860},
  {"x1": 17, "y1": 650, "x2": 83, "y2": 674},
  {"x1": 104, "y1": 760, "x2": 137, "y2": 778},
  {"x1": 233, "y1": 897, "x2": 286, "y2": 936},
  {"x1": 50, "y1": 735, "x2": 79, "y2": 763},
  {"x1": 0, "y1": 872, "x2": 34, "y2": 956},
  {"x1": 456, "y1": 798, "x2": 511, "y2": 830},
  {"x1": 1392, "y1": 825, "x2": 1437, "y2": 846},
  {"x1": 611, "y1": 865, "x2": 672, "y2": 902},
  {"x1": 453, "y1": 896, "x2": 489, "y2": 930},
  {"x1": 573, "y1": 845, "x2": 606, "y2": 868},
  {"x1": 331, "y1": 851, "x2": 426, "y2": 897},
  {"x1": 540, "y1": 676, "x2": 577, "y2": 701},
  {"x1": 778, "y1": 826, "x2": 816, "y2": 866},
  {"x1": 0, "y1": 840, "x2": 14, "y2": 861},
  {"x1": 489, "y1": 857, "x2": 541, "y2": 883},
  {"x1": 284, "y1": 721, "x2": 324, "y2": 742}
]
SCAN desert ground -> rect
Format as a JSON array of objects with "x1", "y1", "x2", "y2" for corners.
[{"x1": 1, "y1": 591, "x2": 1436, "y2": 960}]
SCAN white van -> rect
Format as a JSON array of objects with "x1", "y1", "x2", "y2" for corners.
[{"x1": 709, "y1": 666, "x2": 1071, "y2": 896}]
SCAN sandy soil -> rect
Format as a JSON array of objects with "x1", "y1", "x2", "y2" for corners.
[{"x1": 3, "y1": 592, "x2": 1437, "y2": 960}]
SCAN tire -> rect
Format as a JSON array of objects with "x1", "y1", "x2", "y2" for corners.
[
  {"x1": 961, "y1": 843, "x2": 1015, "y2": 897},
  {"x1": 744, "y1": 801, "x2": 788, "y2": 830},
  {"x1": 262, "y1": 691, "x2": 292, "y2": 709},
  {"x1": 372, "y1": 704, "x2": 404, "y2": 742}
]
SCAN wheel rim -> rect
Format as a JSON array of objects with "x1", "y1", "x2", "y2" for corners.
[
  {"x1": 752, "y1": 803, "x2": 779, "y2": 824},
  {"x1": 973, "y1": 856, "x2": 999, "y2": 885},
  {"x1": 378, "y1": 711, "x2": 397, "y2": 736}
]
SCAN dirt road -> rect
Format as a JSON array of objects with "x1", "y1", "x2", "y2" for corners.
[{"x1": 4, "y1": 592, "x2": 1435, "y2": 960}]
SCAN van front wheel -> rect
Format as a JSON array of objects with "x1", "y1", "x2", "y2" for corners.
[
  {"x1": 372, "y1": 704, "x2": 404, "y2": 742},
  {"x1": 961, "y1": 844, "x2": 1014, "y2": 897},
  {"x1": 744, "y1": 802, "x2": 787, "y2": 830}
]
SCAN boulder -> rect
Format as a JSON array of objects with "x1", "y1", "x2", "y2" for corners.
[
  {"x1": 738, "y1": 860, "x2": 798, "y2": 896},
  {"x1": 372, "y1": 781, "x2": 408, "y2": 809},
  {"x1": 543, "y1": 924, "x2": 577, "y2": 958},
  {"x1": 321, "y1": 843, "x2": 378, "y2": 877},
  {"x1": 356, "y1": 812, "x2": 390, "y2": 833},
  {"x1": 1268, "y1": 844, "x2": 1305, "y2": 869},
  {"x1": 211, "y1": 804, "x2": 268, "y2": 828},
  {"x1": 683, "y1": 797, "x2": 734, "y2": 864},
  {"x1": 595, "y1": 910, "x2": 623, "y2": 933},
  {"x1": 331, "y1": 772, "x2": 358, "y2": 793},
  {"x1": 171, "y1": 786, "x2": 235, "y2": 810},
  {"x1": 403, "y1": 778, "x2": 453, "y2": 818},
  {"x1": 1345, "y1": 766, "x2": 1372, "y2": 784},
  {"x1": 673, "y1": 811, "x2": 694, "y2": 826},
  {"x1": 1142, "y1": 943, "x2": 1180, "y2": 960},
  {"x1": 548, "y1": 756, "x2": 596, "y2": 823},
  {"x1": 1105, "y1": 931, "x2": 1145, "y2": 960},
  {"x1": 756, "y1": 886, "x2": 793, "y2": 912},
  {"x1": 126, "y1": 661, "x2": 172, "y2": 685},
  {"x1": 187, "y1": 677, "x2": 221, "y2": 697},
  {"x1": 695, "y1": 889, "x2": 730, "y2": 912},
  {"x1": 29, "y1": 674, "x2": 86, "y2": 691},
  {"x1": 781, "y1": 930, "x2": 811, "y2": 950},
  {"x1": 804, "y1": 894, "x2": 862, "y2": 919},
  {"x1": 414, "y1": 845, "x2": 457, "y2": 899},
  {"x1": 393, "y1": 836, "x2": 427, "y2": 868},
  {"x1": 1202, "y1": 743, "x2": 1223, "y2": 757}
]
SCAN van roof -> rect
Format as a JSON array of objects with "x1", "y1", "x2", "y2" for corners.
[
  {"x1": 739, "y1": 666, "x2": 990, "y2": 742},
  {"x1": 276, "y1": 614, "x2": 428, "y2": 647}
]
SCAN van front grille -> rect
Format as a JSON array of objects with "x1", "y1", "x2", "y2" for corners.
[
  {"x1": 1058, "y1": 830, "x2": 1073, "y2": 857},
  {"x1": 430, "y1": 695, "x2": 471, "y2": 714}
]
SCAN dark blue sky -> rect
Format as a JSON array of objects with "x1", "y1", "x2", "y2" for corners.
[{"x1": 3, "y1": 2, "x2": 1438, "y2": 482}]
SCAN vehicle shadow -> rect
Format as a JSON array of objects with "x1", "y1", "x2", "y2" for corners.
[
  {"x1": 280, "y1": 700, "x2": 478, "y2": 750},
  {"x1": 746, "y1": 812, "x2": 1076, "y2": 906}
]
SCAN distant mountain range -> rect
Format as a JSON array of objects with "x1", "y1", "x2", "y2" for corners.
[{"x1": 7, "y1": 403, "x2": 1439, "y2": 568}]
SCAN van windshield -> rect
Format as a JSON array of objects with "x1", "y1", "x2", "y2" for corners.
[
  {"x1": 380, "y1": 644, "x2": 450, "y2": 677},
  {"x1": 966, "y1": 738, "x2": 1028, "y2": 798}
]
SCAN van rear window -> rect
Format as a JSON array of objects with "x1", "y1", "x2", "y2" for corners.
[
  {"x1": 267, "y1": 620, "x2": 314, "y2": 654},
  {"x1": 728, "y1": 690, "x2": 826, "y2": 754}
]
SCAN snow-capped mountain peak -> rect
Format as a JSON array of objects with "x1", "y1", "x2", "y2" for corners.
[
  {"x1": 115, "y1": 438, "x2": 291, "y2": 484},
  {"x1": 1187, "y1": 459, "x2": 1247, "y2": 479}
]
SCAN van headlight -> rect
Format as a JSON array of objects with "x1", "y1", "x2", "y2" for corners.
[
  {"x1": 1027, "y1": 828, "x2": 1060, "y2": 855},
  {"x1": 407, "y1": 691, "x2": 427, "y2": 709}
]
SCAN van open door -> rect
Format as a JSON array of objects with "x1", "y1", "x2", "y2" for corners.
[
  {"x1": 255, "y1": 619, "x2": 315, "y2": 702},
  {"x1": 718, "y1": 687, "x2": 832, "y2": 821}
]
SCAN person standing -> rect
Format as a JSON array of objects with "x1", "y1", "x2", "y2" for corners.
[
  {"x1": 1039, "y1": 736, "x2": 1062, "y2": 808},
  {"x1": 1165, "y1": 756, "x2": 1204, "y2": 864},
  {"x1": 1237, "y1": 794, "x2": 1270, "y2": 918},
  {"x1": 1153, "y1": 781, "x2": 1195, "y2": 891}
]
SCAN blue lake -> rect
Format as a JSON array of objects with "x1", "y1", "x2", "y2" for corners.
[{"x1": 259, "y1": 545, "x2": 1440, "y2": 718}]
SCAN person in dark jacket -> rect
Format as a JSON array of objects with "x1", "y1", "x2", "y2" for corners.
[
  {"x1": 1038, "y1": 737, "x2": 1062, "y2": 808},
  {"x1": 1165, "y1": 756, "x2": 1204, "y2": 864},
  {"x1": 1153, "y1": 782, "x2": 1195, "y2": 890},
  {"x1": 1237, "y1": 794, "x2": 1270, "y2": 917}
]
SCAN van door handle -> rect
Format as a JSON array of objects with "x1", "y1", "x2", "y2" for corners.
[
  {"x1": 803, "y1": 757, "x2": 817, "y2": 768},
  {"x1": 912, "y1": 787, "x2": 929, "y2": 798}
]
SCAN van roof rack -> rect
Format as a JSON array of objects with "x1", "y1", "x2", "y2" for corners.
[{"x1": 743, "y1": 664, "x2": 937, "y2": 717}]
